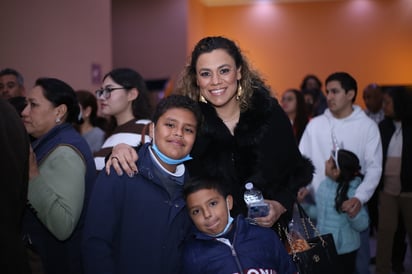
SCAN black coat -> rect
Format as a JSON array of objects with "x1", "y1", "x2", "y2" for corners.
[
  {"x1": 187, "y1": 88, "x2": 314, "y2": 218},
  {"x1": 0, "y1": 99, "x2": 31, "y2": 274}
]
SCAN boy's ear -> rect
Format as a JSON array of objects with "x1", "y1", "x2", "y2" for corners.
[
  {"x1": 148, "y1": 122, "x2": 155, "y2": 138},
  {"x1": 226, "y1": 195, "x2": 233, "y2": 210}
]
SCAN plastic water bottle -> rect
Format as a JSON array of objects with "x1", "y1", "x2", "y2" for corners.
[
  {"x1": 244, "y1": 182, "x2": 269, "y2": 218},
  {"x1": 244, "y1": 182, "x2": 264, "y2": 205}
]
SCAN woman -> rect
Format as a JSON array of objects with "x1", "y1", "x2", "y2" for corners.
[
  {"x1": 280, "y1": 88, "x2": 309, "y2": 143},
  {"x1": 75, "y1": 90, "x2": 106, "y2": 153},
  {"x1": 109, "y1": 36, "x2": 313, "y2": 227},
  {"x1": 21, "y1": 78, "x2": 96, "y2": 274},
  {"x1": 300, "y1": 74, "x2": 327, "y2": 117},
  {"x1": 375, "y1": 86, "x2": 412, "y2": 274},
  {"x1": 93, "y1": 68, "x2": 152, "y2": 171}
]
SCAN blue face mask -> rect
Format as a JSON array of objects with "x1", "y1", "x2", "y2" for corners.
[
  {"x1": 151, "y1": 143, "x2": 192, "y2": 165},
  {"x1": 210, "y1": 200, "x2": 234, "y2": 238},
  {"x1": 151, "y1": 125, "x2": 193, "y2": 165}
]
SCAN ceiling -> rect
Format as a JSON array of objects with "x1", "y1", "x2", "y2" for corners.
[{"x1": 200, "y1": 0, "x2": 339, "y2": 7}]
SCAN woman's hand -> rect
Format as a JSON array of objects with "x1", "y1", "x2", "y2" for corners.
[
  {"x1": 29, "y1": 145, "x2": 39, "y2": 180},
  {"x1": 254, "y1": 199, "x2": 286, "y2": 228},
  {"x1": 105, "y1": 143, "x2": 138, "y2": 176}
]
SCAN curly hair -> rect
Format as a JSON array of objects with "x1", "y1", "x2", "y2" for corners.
[{"x1": 176, "y1": 36, "x2": 270, "y2": 112}]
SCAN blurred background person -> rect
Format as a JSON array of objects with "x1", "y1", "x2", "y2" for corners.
[
  {"x1": 300, "y1": 74, "x2": 327, "y2": 117},
  {"x1": 0, "y1": 68, "x2": 25, "y2": 99},
  {"x1": 21, "y1": 77, "x2": 96, "y2": 274},
  {"x1": 280, "y1": 88, "x2": 309, "y2": 144},
  {"x1": 0, "y1": 99, "x2": 31, "y2": 274},
  {"x1": 363, "y1": 83, "x2": 384, "y2": 124},
  {"x1": 93, "y1": 68, "x2": 152, "y2": 172},
  {"x1": 375, "y1": 86, "x2": 412, "y2": 274},
  {"x1": 75, "y1": 90, "x2": 106, "y2": 153}
]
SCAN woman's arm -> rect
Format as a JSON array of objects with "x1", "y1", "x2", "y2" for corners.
[
  {"x1": 28, "y1": 145, "x2": 86, "y2": 240},
  {"x1": 105, "y1": 143, "x2": 138, "y2": 176}
]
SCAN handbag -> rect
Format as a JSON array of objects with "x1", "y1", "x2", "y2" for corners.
[{"x1": 285, "y1": 202, "x2": 343, "y2": 274}]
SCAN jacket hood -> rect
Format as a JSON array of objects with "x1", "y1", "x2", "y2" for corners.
[{"x1": 323, "y1": 105, "x2": 365, "y2": 122}]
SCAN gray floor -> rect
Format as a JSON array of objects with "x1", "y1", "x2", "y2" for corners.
[{"x1": 369, "y1": 234, "x2": 412, "y2": 274}]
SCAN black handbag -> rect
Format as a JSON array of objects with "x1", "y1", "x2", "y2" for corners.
[{"x1": 286, "y1": 203, "x2": 343, "y2": 274}]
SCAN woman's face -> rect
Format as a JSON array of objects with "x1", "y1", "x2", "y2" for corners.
[
  {"x1": 382, "y1": 93, "x2": 394, "y2": 118},
  {"x1": 22, "y1": 85, "x2": 62, "y2": 138},
  {"x1": 97, "y1": 76, "x2": 136, "y2": 118},
  {"x1": 195, "y1": 49, "x2": 241, "y2": 108},
  {"x1": 281, "y1": 91, "x2": 297, "y2": 115}
]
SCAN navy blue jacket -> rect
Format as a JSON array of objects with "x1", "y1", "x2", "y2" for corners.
[
  {"x1": 182, "y1": 215, "x2": 297, "y2": 274},
  {"x1": 82, "y1": 143, "x2": 191, "y2": 274}
]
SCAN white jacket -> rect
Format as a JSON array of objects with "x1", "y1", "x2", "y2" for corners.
[{"x1": 299, "y1": 105, "x2": 382, "y2": 204}]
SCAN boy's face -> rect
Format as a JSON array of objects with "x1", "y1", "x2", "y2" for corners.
[
  {"x1": 186, "y1": 188, "x2": 233, "y2": 236},
  {"x1": 151, "y1": 107, "x2": 197, "y2": 161}
]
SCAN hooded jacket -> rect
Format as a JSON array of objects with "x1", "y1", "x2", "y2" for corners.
[
  {"x1": 187, "y1": 87, "x2": 314, "y2": 218},
  {"x1": 299, "y1": 106, "x2": 382, "y2": 204},
  {"x1": 182, "y1": 215, "x2": 296, "y2": 274}
]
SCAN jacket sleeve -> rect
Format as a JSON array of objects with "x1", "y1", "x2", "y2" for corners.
[
  {"x1": 28, "y1": 146, "x2": 85, "y2": 240},
  {"x1": 82, "y1": 170, "x2": 124, "y2": 274},
  {"x1": 354, "y1": 122, "x2": 383, "y2": 204}
]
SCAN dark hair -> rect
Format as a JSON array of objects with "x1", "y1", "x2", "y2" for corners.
[
  {"x1": 103, "y1": 68, "x2": 152, "y2": 120},
  {"x1": 35, "y1": 77, "x2": 80, "y2": 124},
  {"x1": 7, "y1": 96, "x2": 27, "y2": 116},
  {"x1": 284, "y1": 89, "x2": 309, "y2": 143},
  {"x1": 300, "y1": 74, "x2": 322, "y2": 91},
  {"x1": 382, "y1": 85, "x2": 412, "y2": 122},
  {"x1": 325, "y1": 72, "x2": 358, "y2": 103},
  {"x1": 0, "y1": 68, "x2": 24, "y2": 86},
  {"x1": 152, "y1": 95, "x2": 203, "y2": 129},
  {"x1": 183, "y1": 175, "x2": 231, "y2": 200},
  {"x1": 334, "y1": 149, "x2": 364, "y2": 212},
  {"x1": 76, "y1": 90, "x2": 99, "y2": 126},
  {"x1": 178, "y1": 36, "x2": 270, "y2": 112}
]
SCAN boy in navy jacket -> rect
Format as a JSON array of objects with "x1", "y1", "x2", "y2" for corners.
[
  {"x1": 82, "y1": 95, "x2": 202, "y2": 274},
  {"x1": 182, "y1": 176, "x2": 297, "y2": 274}
]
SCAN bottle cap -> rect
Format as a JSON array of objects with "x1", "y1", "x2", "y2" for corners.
[{"x1": 245, "y1": 182, "x2": 254, "y2": 190}]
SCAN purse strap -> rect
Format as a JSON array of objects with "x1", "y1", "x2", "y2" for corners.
[{"x1": 286, "y1": 202, "x2": 327, "y2": 256}]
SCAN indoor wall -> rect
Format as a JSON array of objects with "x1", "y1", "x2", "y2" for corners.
[{"x1": 189, "y1": 0, "x2": 412, "y2": 106}]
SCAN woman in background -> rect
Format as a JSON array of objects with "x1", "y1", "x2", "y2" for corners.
[
  {"x1": 93, "y1": 68, "x2": 152, "y2": 172},
  {"x1": 280, "y1": 88, "x2": 309, "y2": 143},
  {"x1": 22, "y1": 77, "x2": 96, "y2": 274},
  {"x1": 75, "y1": 90, "x2": 106, "y2": 153}
]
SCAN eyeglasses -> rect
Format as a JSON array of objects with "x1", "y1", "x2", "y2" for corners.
[{"x1": 95, "y1": 86, "x2": 124, "y2": 99}]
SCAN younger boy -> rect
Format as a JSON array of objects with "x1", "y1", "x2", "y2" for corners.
[
  {"x1": 82, "y1": 95, "x2": 202, "y2": 274},
  {"x1": 182, "y1": 176, "x2": 297, "y2": 274}
]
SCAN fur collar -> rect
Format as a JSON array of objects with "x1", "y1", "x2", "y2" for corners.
[{"x1": 200, "y1": 87, "x2": 276, "y2": 146}]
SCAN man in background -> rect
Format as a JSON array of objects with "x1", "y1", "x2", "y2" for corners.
[{"x1": 0, "y1": 68, "x2": 26, "y2": 99}]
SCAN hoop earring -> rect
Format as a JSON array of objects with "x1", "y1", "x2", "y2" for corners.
[
  {"x1": 199, "y1": 95, "x2": 207, "y2": 103},
  {"x1": 236, "y1": 82, "x2": 243, "y2": 101}
]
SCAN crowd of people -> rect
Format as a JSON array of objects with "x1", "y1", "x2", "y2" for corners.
[{"x1": 1, "y1": 35, "x2": 411, "y2": 274}]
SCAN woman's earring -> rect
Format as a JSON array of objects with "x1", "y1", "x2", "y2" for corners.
[
  {"x1": 199, "y1": 95, "x2": 207, "y2": 103},
  {"x1": 236, "y1": 83, "x2": 243, "y2": 101},
  {"x1": 55, "y1": 117, "x2": 61, "y2": 124}
]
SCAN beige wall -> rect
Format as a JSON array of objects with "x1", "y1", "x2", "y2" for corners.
[
  {"x1": 190, "y1": 0, "x2": 412, "y2": 107},
  {"x1": 112, "y1": 0, "x2": 188, "y2": 82},
  {"x1": 0, "y1": 0, "x2": 112, "y2": 92}
]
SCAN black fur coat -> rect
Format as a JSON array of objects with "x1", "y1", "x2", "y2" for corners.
[{"x1": 187, "y1": 87, "x2": 314, "y2": 218}]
